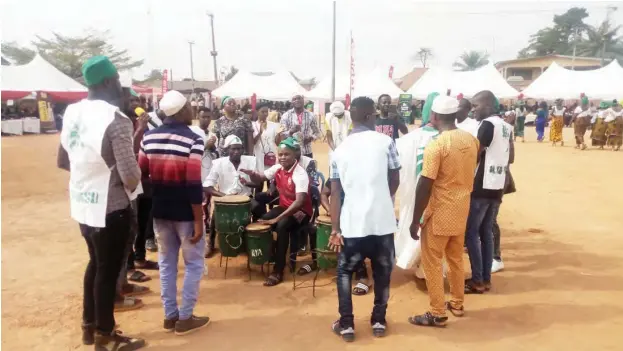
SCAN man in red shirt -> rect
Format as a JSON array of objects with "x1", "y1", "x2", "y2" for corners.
[{"x1": 241, "y1": 137, "x2": 312, "y2": 287}]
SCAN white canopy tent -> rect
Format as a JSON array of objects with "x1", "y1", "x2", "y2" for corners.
[
  {"x1": 522, "y1": 61, "x2": 623, "y2": 100},
  {"x1": 307, "y1": 67, "x2": 404, "y2": 102},
  {"x1": 211, "y1": 69, "x2": 306, "y2": 101},
  {"x1": 406, "y1": 64, "x2": 519, "y2": 99},
  {"x1": 305, "y1": 73, "x2": 351, "y2": 101}
]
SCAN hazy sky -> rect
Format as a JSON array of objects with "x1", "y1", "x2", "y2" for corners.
[{"x1": 2, "y1": 0, "x2": 622, "y2": 81}]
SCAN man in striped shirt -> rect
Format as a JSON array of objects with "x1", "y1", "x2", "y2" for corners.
[{"x1": 138, "y1": 90, "x2": 210, "y2": 336}]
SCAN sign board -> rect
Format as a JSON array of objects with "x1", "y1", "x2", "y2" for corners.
[{"x1": 398, "y1": 94, "x2": 412, "y2": 122}]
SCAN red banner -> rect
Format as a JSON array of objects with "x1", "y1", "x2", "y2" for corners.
[
  {"x1": 161, "y1": 69, "x2": 169, "y2": 95},
  {"x1": 389, "y1": 65, "x2": 394, "y2": 79},
  {"x1": 350, "y1": 31, "x2": 355, "y2": 99},
  {"x1": 251, "y1": 93, "x2": 257, "y2": 111},
  {"x1": 345, "y1": 94, "x2": 351, "y2": 109}
]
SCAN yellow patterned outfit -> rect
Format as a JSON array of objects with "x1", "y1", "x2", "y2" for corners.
[
  {"x1": 549, "y1": 106, "x2": 565, "y2": 143},
  {"x1": 420, "y1": 129, "x2": 478, "y2": 317},
  {"x1": 605, "y1": 110, "x2": 623, "y2": 149}
]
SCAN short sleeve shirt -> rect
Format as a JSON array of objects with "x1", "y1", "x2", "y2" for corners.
[
  {"x1": 211, "y1": 115, "x2": 253, "y2": 156},
  {"x1": 264, "y1": 162, "x2": 313, "y2": 216},
  {"x1": 421, "y1": 129, "x2": 479, "y2": 236}
]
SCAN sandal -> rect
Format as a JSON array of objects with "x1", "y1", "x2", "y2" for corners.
[
  {"x1": 332, "y1": 320, "x2": 355, "y2": 342},
  {"x1": 95, "y1": 330, "x2": 146, "y2": 350},
  {"x1": 408, "y1": 312, "x2": 447, "y2": 328},
  {"x1": 121, "y1": 283, "x2": 151, "y2": 297},
  {"x1": 352, "y1": 282, "x2": 371, "y2": 296},
  {"x1": 297, "y1": 264, "x2": 317, "y2": 276},
  {"x1": 134, "y1": 260, "x2": 159, "y2": 270},
  {"x1": 371, "y1": 322, "x2": 387, "y2": 337},
  {"x1": 464, "y1": 280, "x2": 485, "y2": 294},
  {"x1": 484, "y1": 281, "x2": 492, "y2": 291},
  {"x1": 127, "y1": 270, "x2": 151, "y2": 283},
  {"x1": 446, "y1": 302, "x2": 465, "y2": 317},
  {"x1": 145, "y1": 239, "x2": 158, "y2": 252},
  {"x1": 263, "y1": 273, "x2": 283, "y2": 287},
  {"x1": 114, "y1": 297, "x2": 144, "y2": 312}
]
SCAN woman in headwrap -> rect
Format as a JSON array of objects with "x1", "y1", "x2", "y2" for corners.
[
  {"x1": 212, "y1": 96, "x2": 254, "y2": 157},
  {"x1": 572, "y1": 96, "x2": 592, "y2": 150},
  {"x1": 591, "y1": 101, "x2": 611, "y2": 149},
  {"x1": 549, "y1": 98, "x2": 565, "y2": 146},
  {"x1": 514, "y1": 101, "x2": 527, "y2": 143},
  {"x1": 535, "y1": 101, "x2": 548, "y2": 142},
  {"x1": 605, "y1": 100, "x2": 623, "y2": 151}
]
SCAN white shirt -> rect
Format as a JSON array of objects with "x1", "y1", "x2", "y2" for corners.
[
  {"x1": 325, "y1": 112, "x2": 352, "y2": 148},
  {"x1": 331, "y1": 130, "x2": 398, "y2": 238},
  {"x1": 203, "y1": 155, "x2": 257, "y2": 196},
  {"x1": 264, "y1": 163, "x2": 310, "y2": 194},
  {"x1": 252, "y1": 120, "x2": 279, "y2": 173},
  {"x1": 456, "y1": 117, "x2": 480, "y2": 137},
  {"x1": 574, "y1": 106, "x2": 592, "y2": 118},
  {"x1": 189, "y1": 125, "x2": 207, "y2": 142}
]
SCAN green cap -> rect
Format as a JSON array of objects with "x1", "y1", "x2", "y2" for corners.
[
  {"x1": 82, "y1": 56, "x2": 118, "y2": 87},
  {"x1": 581, "y1": 96, "x2": 589, "y2": 105},
  {"x1": 493, "y1": 96, "x2": 500, "y2": 112},
  {"x1": 130, "y1": 89, "x2": 139, "y2": 97},
  {"x1": 279, "y1": 137, "x2": 300, "y2": 150},
  {"x1": 599, "y1": 100, "x2": 611, "y2": 109},
  {"x1": 421, "y1": 92, "x2": 440, "y2": 125}
]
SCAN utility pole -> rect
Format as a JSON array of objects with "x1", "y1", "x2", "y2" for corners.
[
  {"x1": 602, "y1": 6, "x2": 618, "y2": 66},
  {"x1": 571, "y1": 27, "x2": 579, "y2": 70},
  {"x1": 207, "y1": 11, "x2": 219, "y2": 85},
  {"x1": 188, "y1": 41, "x2": 195, "y2": 94},
  {"x1": 330, "y1": 0, "x2": 336, "y2": 102}
]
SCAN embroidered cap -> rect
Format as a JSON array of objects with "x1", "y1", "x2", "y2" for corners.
[
  {"x1": 330, "y1": 101, "x2": 345, "y2": 115},
  {"x1": 431, "y1": 95, "x2": 459, "y2": 115},
  {"x1": 159, "y1": 90, "x2": 188, "y2": 117},
  {"x1": 224, "y1": 135, "x2": 243, "y2": 148}
]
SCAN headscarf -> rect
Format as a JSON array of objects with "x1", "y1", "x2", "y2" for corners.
[
  {"x1": 221, "y1": 96, "x2": 233, "y2": 108},
  {"x1": 599, "y1": 101, "x2": 612, "y2": 109},
  {"x1": 279, "y1": 137, "x2": 300, "y2": 151},
  {"x1": 421, "y1": 92, "x2": 439, "y2": 125},
  {"x1": 581, "y1": 96, "x2": 589, "y2": 105},
  {"x1": 493, "y1": 96, "x2": 500, "y2": 114}
]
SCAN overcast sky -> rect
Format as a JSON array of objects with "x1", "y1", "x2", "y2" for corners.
[{"x1": 2, "y1": 0, "x2": 622, "y2": 81}]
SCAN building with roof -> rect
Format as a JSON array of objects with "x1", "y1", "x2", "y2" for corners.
[{"x1": 495, "y1": 55, "x2": 607, "y2": 91}]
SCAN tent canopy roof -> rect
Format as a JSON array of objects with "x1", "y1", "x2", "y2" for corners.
[
  {"x1": 211, "y1": 69, "x2": 306, "y2": 101},
  {"x1": 2, "y1": 54, "x2": 87, "y2": 94}
]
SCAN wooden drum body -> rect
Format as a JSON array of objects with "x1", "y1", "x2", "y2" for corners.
[
  {"x1": 245, "y1": 223, "x2": 272, "y2": 266},
  {"x1": 315, "y1": 215, "x2": 337, "y2": 269},
  {"x1": 213, "y1": 195, "x2": 251, "y2": 257}
]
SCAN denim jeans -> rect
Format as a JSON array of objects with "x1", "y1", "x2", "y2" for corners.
[
  {"x1": 465, "y1": 197, "x2": 501, "y2": 284},
  {"x1": 154, "y1": 219, "x2": 205, "y2": 320},
  {"x1": 337, "y1": 234, "x2": 395, "y2": 329},
  {"x1": 81, "y1": 207, "x2": 131, "y2": 334},
  {"x1": 493, "y1": 218, "x2": 501, "y2": 260}
]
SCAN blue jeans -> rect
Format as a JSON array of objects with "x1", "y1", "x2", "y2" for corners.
[
  {"x1": 465, "y1": 198, "x2": 501, "y2": 284},
  {"x1": 336, "y1": 234, "x2": 395, "y2": 329},
  {"x1": 154, "y1": 219, "x2": 205, "y2": 320}
]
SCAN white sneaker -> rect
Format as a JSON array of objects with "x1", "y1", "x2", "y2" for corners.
[
  {"x1": 415, "y1": 265, "x2": 426, "y2": 279},
  {"x1": 491, "y1": 259, "x2": 504, "y2": 273}
]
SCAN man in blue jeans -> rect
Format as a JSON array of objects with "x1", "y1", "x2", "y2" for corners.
[
  {"x1": 138, "y1": 90, "x2": 209, "y2": 335},
  {"x1": 465, "y1": 91, "x2": 514, "y2": 294},
  {"x1": 328, "y1": 96, "x2": 400, "y2": 342}
]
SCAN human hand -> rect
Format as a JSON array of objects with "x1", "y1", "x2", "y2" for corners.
[
  {"x1": 207, "y1": 135, "x2": 217, "y2": 148},
  {"x1": 303, "y1": 136, "x2": 314, "y2": 144},
  {"x1": 191, "y1": 221, "x2": 204, "y2": 244},
  {"x1": 289, "y1": 124, "x2": 301, "y2": 134},
  {"x1": 328, "y1": 230, "x2": 344, "y2": 252},
  {"x1": 410, "y1": 222, "x2": 420, "y2": 240},
  {"x1": 136, "y1": 111, "x2": 150, "y2": 131},
  {"x1": 258, "y1": 218, "x2": 277, "y2": 226},
  {"x1": 239, "y1": 177, "x2": 248, "y2": 185}
]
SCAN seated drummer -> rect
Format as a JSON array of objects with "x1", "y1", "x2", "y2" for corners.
[
  {"x1": 240, "y1": 137, "x2": 313, "y2": 287},
  {"x1": 319, "y1": 179, "x2": 372, "y2": 296},
  {"x1": 203, "y1": 135, "x2": 265, "y2": 256}
]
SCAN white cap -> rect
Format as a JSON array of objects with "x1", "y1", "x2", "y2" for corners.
[
  {"x1": 431, "y1": 95, "x2": 459, "y2": 115},
  {"x1": 330, "y1": 101, "x2": 345, "y2": 115},
  {"x1": 224, "y1": 135, "x2": 243, "y2": 148},
  {"x1": 159, "y1": 90, "x2": 187, "y2": 117}
]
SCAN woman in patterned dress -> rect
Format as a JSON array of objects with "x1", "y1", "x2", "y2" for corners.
[
  {"x1": 572, "y1": 96, "x2": 592, "y2": 150},
  {"x1": 591, "y1": 101, "x2": 611, "y2": 149},
  {"x1": 212, "y1": 96, "x2": 254, "y2": 157},
  {"x1": 549, "y1": 99, "x2": 565, "y2": 146},
  {"x1": 514, "y1": 102, "x2": 527, "y2": 143},
  {"x1": 605, "y1": 100, "x2": 623, "y2": 151}
]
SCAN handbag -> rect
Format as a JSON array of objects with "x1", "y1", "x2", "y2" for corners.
[{"x1": 259, "y1": 123, "x2": 276, "y2": 167}]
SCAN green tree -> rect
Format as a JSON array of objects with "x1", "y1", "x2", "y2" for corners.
[
  {"x1": 578, "y1": 19, "x2": 623, "y2": 64},
  {"x1": 140, "y1": 69, "x2": 164, "y2": 83},
  {"x1": 1, "y1": 42, "x2": 36, "y2": 64},
  {"x1": 453, "y1": 51, "x2": 490, "y2": 71},
  {"x1": 518, "y1": 7, "x2": 589, "y2": 57}
]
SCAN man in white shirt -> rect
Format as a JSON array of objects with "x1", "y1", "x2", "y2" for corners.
[
  {"x1": 328, "y1": 96, "x2": 401, "y2": 341},
  {"x1": 455, "y1": 98, "x2": 479, "y2": 137},
  {"x1": 325, "y1": 101, "x2": 352, "y2": 151}
]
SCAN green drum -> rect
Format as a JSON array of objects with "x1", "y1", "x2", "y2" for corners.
[
  {"x1": 214, "y1": 195, "x2": 251, "y2": 257},
  {"x1": 245, "y1": 223, "x2": 272, "y2": 266},
  {"x1": 316, "y1": 215, "x2": 337, "y2": 269}
]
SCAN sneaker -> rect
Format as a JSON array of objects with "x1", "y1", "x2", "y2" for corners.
[
  {"x1": 331, "y1": 320, "x2": 355, "y2": 342},
  {"x1": 163, "y1": 316, "x2": 179, "y2": 332},
  {"x1": 94, "y1": 331, "x2": 145, "y2": 350},
  {"x1": 371, "y1": 322, "x2": 387, "y2": 337},
  {"x1": 175, "y1": 315, "x2": 210, "y2": 336},
  {"x1": 491, "y1": 259, "x2": 504, "y2": 273},
  {"x1": 82, "y1": 324, "x2": 94, "y2": 345}
]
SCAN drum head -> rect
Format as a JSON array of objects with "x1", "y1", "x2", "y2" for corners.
[
  {"x1": 214, "y1": 195, "x2": 251, "y2": 204},
  {"x1": 246, "y1": 223, "x2": 271, "y2": 232},
  {"x1": 316, "y1": 215, "x2": 331, "y2": 225}
]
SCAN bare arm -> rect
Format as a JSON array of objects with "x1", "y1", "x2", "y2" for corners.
[
  {"x1": 508, "y1": 133, "x2": 515, "y2": 164},
  {"x1": 411, "y1": 176, "x2": 434, "y2": 226},
  {"x1": 206, "y1": 186, "x2": 227, "y2": 198},
  {"x1": 396, "y1": 117, "x2": 409, "y2": 135},
  {"x1": 330, "y1": 179, "x2": 343, "y2": 234},
  {"x1": 325, "y1": 130, "x2": 336, "y2": 151},
  {"x1": 246, "y1": 130, "x2": 254, "y2": 155},
  {"x1": 388, "y1": 168, "x2": 400, "y2": 197},
  {"x1": 320, "y1": 183, "x2": 331, "y2": 213},
  {"x1": 57, "y1": 144, "x2": 70, "y2": 171}
]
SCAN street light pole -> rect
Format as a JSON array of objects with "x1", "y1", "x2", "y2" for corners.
[
  {"x1": 207, "y1": 12, "x2": 219, "y2": 84},
  {"x1": 330, "y1": 1, "x2": 336, "y2": 102},
  {"x1": 188, "y1": 41, "x2": 195, "y2": 94}
]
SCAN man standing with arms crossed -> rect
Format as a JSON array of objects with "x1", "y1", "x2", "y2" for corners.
[
  {"x1": 328, "y1": 96, "x2": 401, "y2": 342},
  {"x1": 279, "y1": 94, "x2": 321, "y2": 158},
  {"x1": 58, "y1": 56, "x2": 146, "y2": 349},
  {"x1": 406, "y1": 95, "x2": 478, "y2": 327}
]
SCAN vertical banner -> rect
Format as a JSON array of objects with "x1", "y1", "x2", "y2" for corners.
[
  {"x1": 389, "y1": 65, "x2": 394, "y2": 79},
  {"x1": 398, "y1": 94, "x2": 413, "y2": 124},
  {"x1": 350, "y1": 31, "x2": 355, "y2": 100},
  {"x1": 251, "y1": 93, "x2": 257, "y2": 111},
  {"x1": 344, "y1": 94, "x2": 351, "y2": 110},
  {"x1": 37, "y1": 92, "x2": 52, "y2": 122},
  {"x1": 161, "y1": 69, "x2": 169, "y2": 95}
]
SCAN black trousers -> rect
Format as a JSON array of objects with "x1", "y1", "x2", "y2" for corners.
[
  {"x1": 134, "y1": 195, "x2": 154, "y2": 261},
  {"x1": 262, "y1": 206, "x2": 310, "y2": 274},
  {"x1": 81, "y1": 207, "x2": 131, "y2": 334}
]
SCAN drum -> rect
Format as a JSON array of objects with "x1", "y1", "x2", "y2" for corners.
[
  {"x1": 213, "y1": 195, "x2": 251, "y2": 257},
  {"x1": 245, "y1": 223, "x2": 272, "y2": 266},
  {"x1": 315, "y1": 215, "x2": 337, "y2": 269}
]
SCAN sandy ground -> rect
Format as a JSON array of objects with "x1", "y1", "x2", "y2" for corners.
[{"x1": 2, "y1": 126, "x2": 623, "y2": 351}]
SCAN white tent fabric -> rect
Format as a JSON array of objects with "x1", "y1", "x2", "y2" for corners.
[
  {"x1": 407, "y1": 64, "x2": 518, "y2": 99},
  {"x1": 211, "y1": 70, "x2": 306, "y2": 101},
  {"x1": 354, "y1": 67, "x2": 404, "y2": 99},
  {"x1": 2, "y1": 54, "x2": 87, "y2": 94},
  {"x1": 522, "y1": 61, "x2": 623, "y2": 100},
  {"x1": 305, "y1": 73, "x2": 351, "y2": 101}
]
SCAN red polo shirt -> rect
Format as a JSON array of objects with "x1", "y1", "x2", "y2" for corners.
[{"x1": 264, "y1": 161, "x2": 313, "y2": 217}]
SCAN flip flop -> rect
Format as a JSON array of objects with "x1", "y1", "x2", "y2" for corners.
[
  {"x1": 297, "y1": 264, "x2": 317, "y2": 276},
  {"x1": 352, "y1": 282, "x2": 370, "y2": 296},
  {"x1": 121, "y1": 283, "x2": 151, "y2": 297},
  {"x1": 128, "y1": 270, "x2": 151, "y2": 283},
  {"x1": 263, "y1": 273, "x2": 283, "y2": 287},
  {"x1": 332, "y1": 320, "x2": 355, "y2": 342},
  {"x1": 134, "y1": 260, "x2": 159, "y2": 270}
]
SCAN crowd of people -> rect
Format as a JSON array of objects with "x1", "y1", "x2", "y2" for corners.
[{"x1": 56, "y1": 54, "x2": 620, "y2": 350}]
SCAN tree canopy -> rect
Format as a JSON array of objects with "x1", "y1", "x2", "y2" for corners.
[
  {"x1": 453, "y1": 51, "x2": 490, "y2": 71},
  {"x1": 414, "y1": 48, "x2": 433, "y2": 68}
]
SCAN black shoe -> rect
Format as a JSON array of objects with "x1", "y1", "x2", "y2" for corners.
[
  {"x1": 408, "y1": 312, "x2": 448, "y2": 328},
  {"x1": 94, "y1": 331, "x2": 146, "y2": 350},
  {"x1": 82, "y1": 324, "x2": 94, "y2": 345},
  {"x1": 175, "y1": 315, "x2": 210, "y2": 336},
  {"x1": 163, "y1": 316, "x2": 179, "y2": 332},
  {"x1": 145, "y1": 239, "x2": 157, "y2": 252}
]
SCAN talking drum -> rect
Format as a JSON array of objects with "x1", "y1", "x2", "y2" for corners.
[
  {"x1": 245, "y1": 223, "x2": 272, "y2": 266},
  {"x1": 315, "y1": 215, "x2": 338, "y2": 269},
  {"x1": 213, "y1": 195, "x2": 251, "y2": 257}
]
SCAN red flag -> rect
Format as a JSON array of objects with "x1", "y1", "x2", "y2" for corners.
[
  {"x1": 345, "y1": 94, "x2": 351, "y2": 109},
  {"x1": 389, "y1": 65, "x2": 394, "y2": 79},
  {"x1": 350, "y1": 31, "x2": 355, "y2": 98},
  {"x1": 251, "y1": 93, "x2": 257, "y2": 111},
  {"x1": 161, "y1": 69, "x2": 169, "y2": 95}
]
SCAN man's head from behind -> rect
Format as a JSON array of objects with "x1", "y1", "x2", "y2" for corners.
[
  {"x1": 82, "y1": 56, "x2": 123, "y2": 108},
  {"x1": 159, "y1": 90, "x2": 192, "y2": 125},
  {"x1": 430, "y1": 95, "x2": 459, "y2": 129},
  {"x1": 471, "y1": 90, "x2": 496, "y2": 121},
  {"x1": 350, "y1": 96, "x2": 376, "y2": 129},
  {"x1": 457, "y1": 98, "x2": 472, "y2": 122}
]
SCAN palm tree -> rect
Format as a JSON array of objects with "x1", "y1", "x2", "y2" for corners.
[
  {"x1": 578, "y1": 19, "x2": 623, "y2": 65},
  {"x1": 453, "y1": 51, "x2": 490, "y2": 71},
  {"x1": 413, "y1": 47, "x2": 433, "y2": 68}
]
